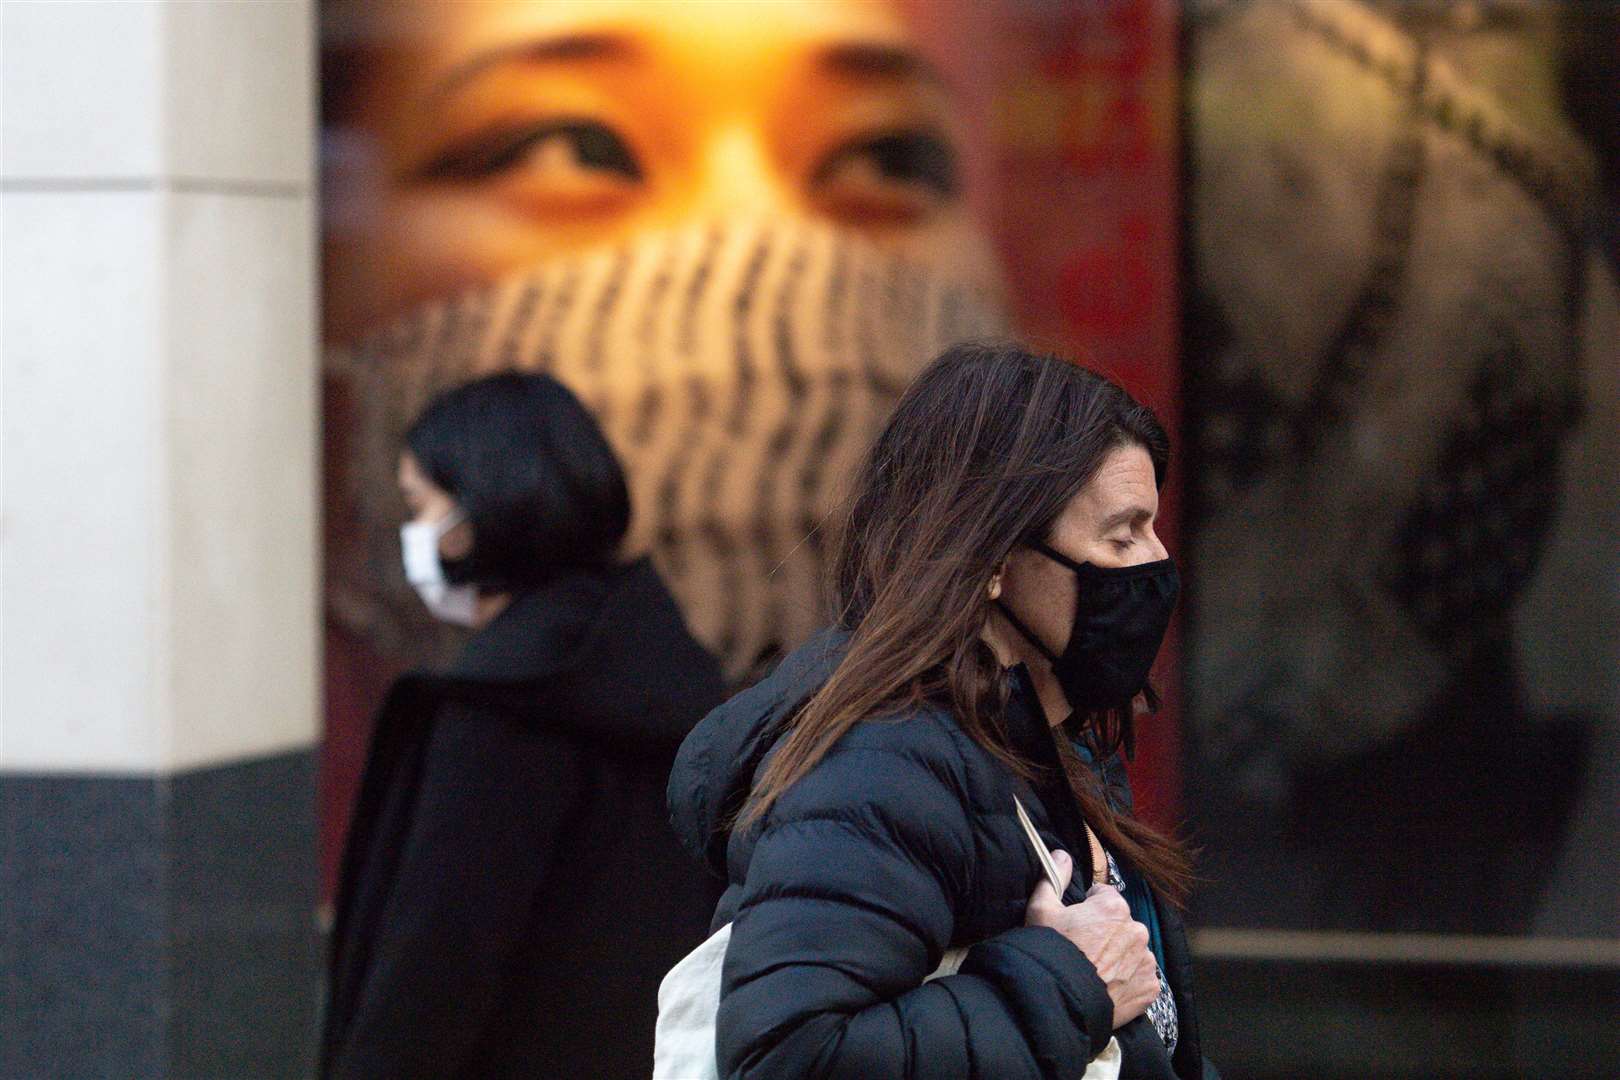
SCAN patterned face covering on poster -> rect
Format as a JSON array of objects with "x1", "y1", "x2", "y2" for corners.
[
  {"x1": 1183, "y1": 0, "x2": 1598, "y2": 791},
  {"x1": 1180, "y1": 0, "x2": 1618, "y2": 945},
  {"x1": 328, "y1": 216, "x2": 1006, "y2": 679}
]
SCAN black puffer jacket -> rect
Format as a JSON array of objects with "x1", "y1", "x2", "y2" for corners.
[{"x1": 669, "y1": 629, "x2": 1218, "y2": 1080}]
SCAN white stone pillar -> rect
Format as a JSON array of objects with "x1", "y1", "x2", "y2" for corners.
[{"x1": 2, "y1": 3, "x2": 319, "y2": 1075}]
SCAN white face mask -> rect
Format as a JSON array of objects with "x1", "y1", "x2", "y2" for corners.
[{"x1": 399, "y1": 509, "x2": 479, "y2": 627}]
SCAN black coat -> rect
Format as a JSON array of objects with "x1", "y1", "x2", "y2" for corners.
[
  {"x1": 321, "y1": 558, "x2": 726, "y2": 1080},
  {"x1": 668, "y1": 629, "x2": 1219, "y2": 1080}
]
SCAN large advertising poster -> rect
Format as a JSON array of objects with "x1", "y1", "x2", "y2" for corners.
[
  {"x1": 318, "y1": 1, "x2": 1617, "y2": 968},
  {"x1": 317, "y1": 0, "x2": 1184, "y2": 897}
]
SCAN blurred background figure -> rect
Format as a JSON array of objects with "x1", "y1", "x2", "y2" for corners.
[
  {"x1": 1180, "y1": 0, "x2": 1617, "y2": 937},
  {"x1": 319, "y1": 373, "x2": 724, "y2": 1080},
  {"x1": 1176, "y1": 5, "x2": 1619, "y2": 1076}
]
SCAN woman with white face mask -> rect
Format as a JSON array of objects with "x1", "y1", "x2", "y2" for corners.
[{"x1": 321, "y1": 372, "x2": 726, "y2": 1080}]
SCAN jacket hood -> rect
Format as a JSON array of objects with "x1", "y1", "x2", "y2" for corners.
[
  {"x1": 440, "y1": 558, "x2": 725, "y2": 758},
  {"x1": 667, "y1": 627, "x2": 850, "y2": 875}
]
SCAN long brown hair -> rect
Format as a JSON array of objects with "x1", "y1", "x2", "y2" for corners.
[{"x1": 739, "y1": 342, "x2": 1192, "y2": 905}]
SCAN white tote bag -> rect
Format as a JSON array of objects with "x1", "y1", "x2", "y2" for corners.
[
  {"x1": 652, "y1": 922, "x2": 734, "y2": 1080},
  {"x1": 651, "y1": 924, "x2": 1121, "y2": 1079}
]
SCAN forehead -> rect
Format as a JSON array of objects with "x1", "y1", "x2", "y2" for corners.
[
  {"x1": 347, "y1": 0, "x2": 912, "y2": 80},
  {"x1": 454, "y1": 0, "x2": 905, "y2": 50},
  {"x1": 398, "y1": 451, "x2": 454, "y2": 504},
  {"x1": 334, "y1": 0, "x2": 933, "y2": 152},
  {"x1": 397, "y1": 449, "x2": 438, "y2": 489},
  {"x1": 1056, "y1": 445, "x2": 1159, "y2": 531}
]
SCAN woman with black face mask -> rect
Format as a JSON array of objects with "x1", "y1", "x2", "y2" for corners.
[
  {"x1": 321, "y1": 372, "x2": 726, "y2": 1080},
  {"x1": 667, "y1": 343, "x2": 1217, "y2": 1079}
]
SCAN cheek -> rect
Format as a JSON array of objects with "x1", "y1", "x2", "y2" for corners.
[
  {"x1": 439, "y1": 524, "x2": 474, "y2": 561},
  {"x1": 1042, "y1": 577, "x2": 1077, "y2": 640},
  {"x1": 327, "y1": 198, "x2": 511, "y2": 337},
  {"x1": 1005, "y1": 563, "x2": 1076, "y2": 642},
  {"x1": 871, "y1": 217, "x2": 1001, "y2": 292},
  {"x1": 386, "y1": 194, "x2": 537, "y2": 289},
  {"x1": 375, "y1": 193, "x2": 676, "y2": 318},
  {"x1": 1077, "y1": 542, "x2": 1129, "y2": 569}
]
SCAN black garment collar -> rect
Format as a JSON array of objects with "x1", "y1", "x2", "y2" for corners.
[{"x1": 449, "y1": 559, "x2": 650, "y2": 684}]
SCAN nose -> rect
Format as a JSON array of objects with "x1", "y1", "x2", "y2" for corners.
[
  {"x1": 1144, "y1": 527, "x2": 1169, "y2": 564},
  {"x1": 686, "y1": 123, "x2": 798, "y2": 219}
]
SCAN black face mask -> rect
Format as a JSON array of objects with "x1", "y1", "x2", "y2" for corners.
[{"x1": 995, "y1": 540, "x2": 1180, "y2": 717}]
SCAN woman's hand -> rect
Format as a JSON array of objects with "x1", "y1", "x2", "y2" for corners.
[{"x1": 1025, "y1": 849, "x2": 1159, "y2": 1029}]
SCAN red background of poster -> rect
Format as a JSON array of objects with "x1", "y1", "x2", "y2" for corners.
[{"x1": 922, "y1": 0, "x2": 1183, "y2": 828}]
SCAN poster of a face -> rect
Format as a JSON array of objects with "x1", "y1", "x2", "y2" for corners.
[
  {"x1": 319, "y1": 0, "x2": 1617, "y2": 951},
  {"x1": 322, "y1": 0, "x2": 1010, "y2": 680},
  {"x1": 318, "y1": 0, "x2": 1183, "y2": 891}
]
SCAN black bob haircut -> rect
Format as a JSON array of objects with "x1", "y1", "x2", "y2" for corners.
[{"x1": 404, "y1": 372, "x2": 630, "y2": 591}]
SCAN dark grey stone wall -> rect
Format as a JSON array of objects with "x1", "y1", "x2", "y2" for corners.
[
  {"x1": 1196, "y1": 954, "x2": 1620, "y2": 1079},
  {"x1": 2, "y1": 751, "x2": 318, "y2": 1079}
]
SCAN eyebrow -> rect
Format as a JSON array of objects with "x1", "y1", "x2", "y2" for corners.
[
  {"x1": 817, "y1": 42, "x2": 952, "y2": 93},
  {"x1": 424, "y1": 34, "x2": 951, "y2": 114},
  {"x1": 1096, "y1": 506, "x2": 1154, "y2": 534},
  {"x1": 423, "y1": 32, "x2": 639, "y2": 110}
]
